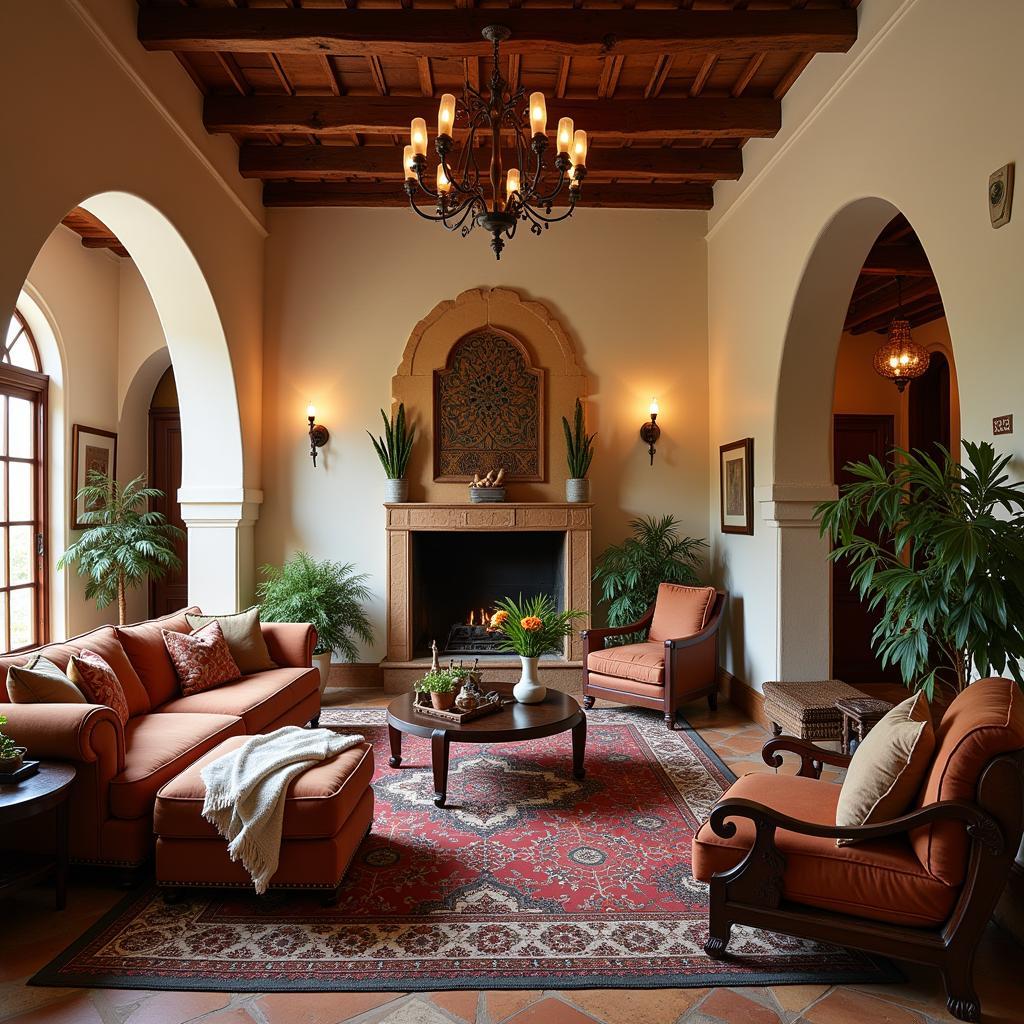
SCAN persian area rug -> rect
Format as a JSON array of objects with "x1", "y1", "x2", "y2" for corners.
[{"x1": 32, "y1": 707, "x2": 897, "y2": 993}]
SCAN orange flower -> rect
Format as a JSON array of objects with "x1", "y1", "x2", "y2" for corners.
[
  {"x1": 521, "y1": 616, "x2": 543, "y2": 632},
  {"x1": 490, "y1": 610, "x2": 509, "y2": 628}
]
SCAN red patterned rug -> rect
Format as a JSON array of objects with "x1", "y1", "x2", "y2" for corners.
[{"x1": 32, "y1": 707, "x2": 897, "y2": 992}]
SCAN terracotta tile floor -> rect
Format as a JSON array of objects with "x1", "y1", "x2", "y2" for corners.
[{"x1": 1, "y1": 689, "x2": 1021, "y2": 1024}]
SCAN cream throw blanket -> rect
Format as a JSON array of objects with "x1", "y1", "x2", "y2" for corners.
[{"x1": 201, "y1": 726, "x2": 365, "y2": 894}]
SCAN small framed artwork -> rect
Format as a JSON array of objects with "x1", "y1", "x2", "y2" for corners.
[
  {"x1": 71, "y1": 425, "x2": 117, "y2": 529},
  {"x1": 720, "y1": 438, "x2": 754, "y2": 535}
]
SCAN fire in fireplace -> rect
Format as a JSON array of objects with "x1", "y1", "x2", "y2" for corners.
[{"x1": 444, "y1": 609, "x2": 506, "y2": 655}]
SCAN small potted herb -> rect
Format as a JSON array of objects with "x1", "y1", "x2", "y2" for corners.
[
  {"x1": 369, "y1": 402, "x2": 416, "y2": 503},
  {"x1": 562, "y1": 398, "x2": 595, "y2": 503},
  {"x1": 415, "y1": 669, "x2": 462, "y2": 711},
  {"x1": 0, "y1": 715, "x2": 26, "y2": 774}
]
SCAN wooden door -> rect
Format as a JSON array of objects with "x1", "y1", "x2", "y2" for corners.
[
  {"x1": 909, "y1": 351, "x2": 951, "y2": 458},
  {"x1": 148, "y1": 409, "x2": 188, "y2": 616},
  {"x1": 832, "y1": 414, "x2": 902, "y2": 685}
]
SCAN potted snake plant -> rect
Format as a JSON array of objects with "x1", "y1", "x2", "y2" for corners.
[
  {"x1": 562, "y1": 398, "x2": 595, "y2": 503},
  {"x1": 369, "y1": 402, "x2": 415, "y2": 503}
]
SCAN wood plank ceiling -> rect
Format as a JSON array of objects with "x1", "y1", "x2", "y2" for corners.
[
  {"x1": 61, "y1": 207, "x2": 129, "y2": 258},
  {"x1": 137, "y1": 1, "x2": 861, "y2": 210},
  {"x1": 844, "y1": 215, "x2": 945, "y2": 335}
]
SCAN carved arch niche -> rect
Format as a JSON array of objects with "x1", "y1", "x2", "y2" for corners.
[{"x1": 393, "y1": 288, "x2": 588, "y2": 503}]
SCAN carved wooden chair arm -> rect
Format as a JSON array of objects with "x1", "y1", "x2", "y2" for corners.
[
  {"x1": 761, "y1": 736, "x2": 853, "y2": 778},
  {"x1": 708, "y1": 796, "x2": 1005, "y2": 855},
  {"x1": 581, "y1": 606, "x2": 655, "y2": 650}
]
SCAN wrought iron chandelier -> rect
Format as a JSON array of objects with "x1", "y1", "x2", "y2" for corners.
[
  {"x1": 872, "y1": 277, "x2": 930, "y2": 392},
  {"x1": 402, "y1": 25, "x2": 588, "y2": 260}
]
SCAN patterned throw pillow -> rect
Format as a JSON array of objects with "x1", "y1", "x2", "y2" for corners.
[
  {"x1": 163, "y1": 620, "x2": 241, "y2": 697},
  {"x1": 68, "y1": 651, "x2": 130, "y2": 725}
]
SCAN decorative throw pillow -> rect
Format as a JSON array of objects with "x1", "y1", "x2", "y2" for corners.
[
  {"x1": 6, "y1": 655, "x2": 86, "y2": 704},
  {"x1": 68, "y1": 651, "x2": 130, "y2": 725},
  {"x1": 163, "y1": 620, "x2": 241, "y2": 697},
  {"x1": 835, "y1": 691, "x2": 935, "y2": 845},
  {"x1": 185, "y1": 606, "x2": 276, "y2": 674}
]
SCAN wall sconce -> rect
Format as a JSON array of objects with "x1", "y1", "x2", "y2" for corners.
[
  {"x1": 307, "y1": 402, "x2": 329, "y2": 467},
  {"x1": 639, "y1": 398, "x2": 661, "y2": 466}
]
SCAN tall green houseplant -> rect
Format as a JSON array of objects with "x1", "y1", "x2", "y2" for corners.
[
  {"x1": 57, "y1": 472, "x2": 183, "y2": 625},
  {"x1": 815, "y1": 441, "x2": 1024, "y2": 698},
  {"x1": 257, "y1": 552, "x2": 374, "y2": 662},
  {"x1": 593, "y1": 515, "x2": 707, "y2": 639}
]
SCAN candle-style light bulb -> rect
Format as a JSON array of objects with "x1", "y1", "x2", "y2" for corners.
[
  {"x1": 402, "y1": 145, "x2": 416, "y2": 180},
  {"x1": 410, "y1": 117, "x2": 427, "y2": 157},
  {"x1": 557, "y1": 117, "x2": 574, "y2": 154},
  {"x1": 529, "y1": 92, "x2": 547, "y2": 136},
  {"x1": 307, "y1": 402, "x2": 316, "y2": 420},
  {"x1": 437, "y1": 93, "x2": 456, "y2": 138},
  {"x1": 572, "y1": 129, "x2": 588, "y2": 167},
  {"x1": 649, "y1": 397, "x2": 659, "y2": 418},
  {"x1": 506, "y1": 167, "x2": 521, "y2": 200},
  {"x1": 436, "y1": 165, "x2": 452, "y2": 193}
]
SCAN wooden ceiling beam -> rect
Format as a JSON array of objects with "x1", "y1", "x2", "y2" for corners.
[
  {"x1": 138, "y1": 8, "x2": 857, "y2": 59},
  {"x1": 239, "y1": 142, "x2": 743, "y2": 182},
  {"x1": 849, "y1": 297, "x2": 946, "y2": 335},
  {"x1": 262, "y1": 181, "x2": 714, "y2": 210},
  {"x1": 845, "y1": 279, "x2": 940, "y2": 332},
  {"x1": 205, "y1": 95, "x2": 780, "y2": 139},
  {"x1": 858, "y1": 245, "x2": 934, "y2": 277}
]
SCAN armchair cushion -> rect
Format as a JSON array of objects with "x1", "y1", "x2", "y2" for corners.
[
  {"x1": 911, "y1": 677, "x2": 1024, "y2": 885},
  {"x1": 693, "y1": 772, "x2": 958, "y2": 927},
  {"x1": 648, "y1": 584, "x2": 715, "y2": 643},
  {"x1": 587, "y1": 642, "x2": 665, "y2": 685}
]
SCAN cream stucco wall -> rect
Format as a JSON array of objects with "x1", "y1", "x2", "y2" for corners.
[
  {"x1": 260, "y1": 208, "x2": 709, "y2": 663},
  {"x1": 707, "y1": 0, "x2": 1024, "y2": 693}
]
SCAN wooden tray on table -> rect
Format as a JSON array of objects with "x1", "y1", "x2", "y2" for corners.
[{"x1": 412, "y1": 695, "x2": 513, "y2": 724}]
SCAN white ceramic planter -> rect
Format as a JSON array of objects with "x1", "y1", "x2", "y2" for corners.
[
  {"x1": 312, "y1": 651, "x2": 332, "y2": 697},
  {"x1": 384, "y1": 478, "x2": 408, "y2": 503},
  {"x1": 565, "y1": 478, "x2": 590, "y2": 503},
  {"x1": 513, "y1": 655, "x2": 547, "y2": 704}
]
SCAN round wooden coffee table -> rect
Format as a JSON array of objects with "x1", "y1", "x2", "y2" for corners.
[
  {"x1": 0, "y1": 761, "x2": 75, "y2": 909},
  {"x1": 386, "y1": 686, "x2": 586, "y2": 807}
]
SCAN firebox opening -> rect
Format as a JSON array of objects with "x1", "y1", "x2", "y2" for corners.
[{"x1": 411, "y1": 531, "x2": 567, "y2": 659}]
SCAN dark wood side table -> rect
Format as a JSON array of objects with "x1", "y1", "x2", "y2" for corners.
[
  {"x1": 0, "y1": 761, "x2": 76, "y2": 909},
  {"x1": 836, "y1": 698, "x2": 894, "y2": 755},
  {"x1": 386, "y1": 686, "x2": 586, "y2": 807}
]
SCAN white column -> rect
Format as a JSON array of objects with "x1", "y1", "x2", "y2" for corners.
[
  {"x1": 759, "y1": 484, "x2": 838, "y2": 681},
  {"x1": 178, "y1": 487, "x2": 263, "y2": 613}
]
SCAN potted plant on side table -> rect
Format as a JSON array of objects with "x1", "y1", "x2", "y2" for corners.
[
  {"x1": 257, "y1": 552, "x2": 375, "y2": 698},
  {"x1": 369, "y1": 402, "x2": 415, "y2": 504},
  {"x1": 492, "y1": 595, "x2": 584, "y2": 704},
  {"x1": 0, "y1": 715, "x2": 26, "y2": 775},
  {"x1": 415, "y1": 668, "x2": 462, "y2": 711},
  {"x1": 562, "y1": 398, "x2": 595, "y2": 503}
]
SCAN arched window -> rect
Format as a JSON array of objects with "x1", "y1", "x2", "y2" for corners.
[{"x1": 0, "y1": 311, "x2": 48, "y2": 651}]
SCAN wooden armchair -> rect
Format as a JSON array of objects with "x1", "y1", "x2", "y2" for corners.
[
  {"x1": 692, "y1": 677, "x2": 1024, "y2": 1023},
  {"x1": 581, "y1": 584, "x2": 726, "y2": 729}
]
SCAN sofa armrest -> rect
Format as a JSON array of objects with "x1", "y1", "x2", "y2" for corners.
[
  {"x1": 0, "y1": 702, "x2": 124, "y2": 773},
  {"x1": 262, "y1": 622, "x2": 317, "y2": 668},
  {"x1": 761, "y1": 736, "x2": 852, "y2": 778}
]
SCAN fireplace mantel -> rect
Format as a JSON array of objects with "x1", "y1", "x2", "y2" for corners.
[{"x1": 382, "y1": 501, "x2": 592, "y2": 692}]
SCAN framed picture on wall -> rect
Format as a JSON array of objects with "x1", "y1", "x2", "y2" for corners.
[
  {"x1": 720, "y1": 438, "x2": 754, "y2": 535},
  {"x1": 71, "y1": 425, "x2": 117, "y2": 529}
]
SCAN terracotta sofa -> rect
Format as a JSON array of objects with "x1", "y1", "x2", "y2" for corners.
[{"x1": 0, "y1": 607, "x2": 321, "y2": 868}]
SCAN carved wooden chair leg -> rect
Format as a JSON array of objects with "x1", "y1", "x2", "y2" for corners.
[
  {"x1": 704, "y1": 905, "x2": 732, "y2": 957},
  {"x1": 942, "y1": 952, "x2": 981, "y2": 1022},
  {"x1": 582, "y1": 695, "x2": 595, "y2": 710},
  {"x1": 664, "y1": 712, "x2": 677, "y2": 730}
]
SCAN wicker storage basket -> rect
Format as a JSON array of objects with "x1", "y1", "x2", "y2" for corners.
[{"x1": 762, "y1": 679, "x2": 863, "y2": 741}]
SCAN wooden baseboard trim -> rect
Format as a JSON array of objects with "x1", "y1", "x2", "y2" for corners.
[
  {"x1": 327, "y1": 662, "x2": 382, "y2": 689},
  {"x1": 719, "y1": 667, "x2": 771, "y2": 729}
]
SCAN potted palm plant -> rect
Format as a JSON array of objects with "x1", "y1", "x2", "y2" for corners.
[
  {"x1": 369, "y1": 402, "x2": 415, "y2": 503},
  {"x1": 257, "y1": 553, "x2": 374, "y2": 696},
  {"x1": 57, "y1": 472, "x2": 183, "y2": 625},
  {"x1": 562, "y1": 398, "x2": 595, "y2": 503},
  {"x1": 492, "y1": 595, "x2": 584, "y2": 704},
  {"x1": 593, "y1": 515, "x2": 707, "y2": 644},
  {"x1": 815, "y1": 441, "x2": 1024, "y2": 699}
]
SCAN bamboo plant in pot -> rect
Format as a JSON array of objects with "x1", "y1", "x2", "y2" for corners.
[
  {"x1": 562, "y1": 398, "x2": 595, "y2": 503},
  {"x1": 369, "y1": 402, "x2": 415, "y2": 503},
  {"x1": 492, "y1": 595, "x2": 585, "y2": 704},
  {"x1": 257, "y1": 553, "x2": 374, "y2": 697}
]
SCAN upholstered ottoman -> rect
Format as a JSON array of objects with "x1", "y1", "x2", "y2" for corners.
[
  {"x1": 153, "y1": 735, "x2": 374, "y2": 901},
  {"x1": 762, "y1": 680, "x2": 863, "y2": 742}
]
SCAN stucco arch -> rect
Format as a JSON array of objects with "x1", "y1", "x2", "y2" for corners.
[{"x1": 394, "y1": 287, "x2": 589, "y2": 503}]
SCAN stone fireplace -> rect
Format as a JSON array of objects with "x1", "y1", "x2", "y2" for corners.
[{"x1": 382, "y1": 502, "x2": 591, "y2": 693}]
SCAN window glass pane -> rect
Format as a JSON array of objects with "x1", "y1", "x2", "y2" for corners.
[
  {"x1": 0, "y1": 527, "x2": 7, "y2": 587},
  {"x1": 0, "y1": 397, "x2": 7, "y2": 456},
  {"x1": 0, "y1": 469, "x2": 6, "y2": 523},
  {"x1": 8, "y1": 336, "x2": 37, "y2": 371},
  {"x1": 8, "y1": 462, "x2": 31, "y2": 522},
  {"x1": 4, "y1": 319, "x2": 19, "y2": 351},
  {"x1": 0, "y1": 591, "x2": 7, "y2": 653},
  {"x1": 9, "y1": 588, "x2": 33, "y2": 650},
  {"x1": 9, "y1": 526, "x2": 33, "y2": 585},
  {"x1": 8, "y1": 398, "x2": 32, "y2": 458}
]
